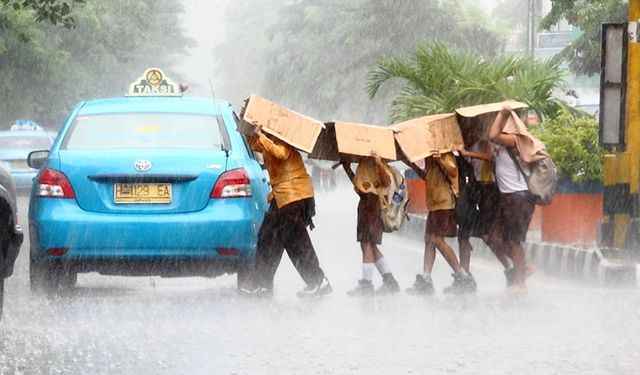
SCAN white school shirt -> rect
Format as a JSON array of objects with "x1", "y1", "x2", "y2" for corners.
[{"x1": 493, "y1": 143, "x2": 530, "y2": 194}]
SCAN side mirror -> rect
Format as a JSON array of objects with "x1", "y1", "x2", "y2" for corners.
[{"x1": 27, "y1": 150, "x2": 49, "y2": 169}]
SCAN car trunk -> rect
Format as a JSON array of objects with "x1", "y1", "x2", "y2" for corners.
[{"x1": 57, "y1": 149, "x2": 228, "y2": 214}]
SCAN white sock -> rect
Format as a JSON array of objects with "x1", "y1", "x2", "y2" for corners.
[
  {"x1": 363, "y1": 263, "x2": 375, "y2": 281},
  {"x1": 422, "y1": 273, "x2": 432, "y2": 281},
  {"x1": 375, "y1": 257, "x2": 392, "y2": 276}
]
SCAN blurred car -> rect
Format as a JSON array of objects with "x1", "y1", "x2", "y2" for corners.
[
  {"x1": 0, "y1": 129, "x2": 54, "y2": 192},
  {"x1": 28, "y1": 68, "x2": 269, "y2": 293},
  {"x1": 0, "y1": 164, "x2": 24, "y2": 319}
]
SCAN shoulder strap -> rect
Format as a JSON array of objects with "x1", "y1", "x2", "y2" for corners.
[{"x1": 506, "y1": 148, "x2": 530, "y2": 184}]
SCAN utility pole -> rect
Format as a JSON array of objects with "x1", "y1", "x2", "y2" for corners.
[
  {"x1": 600, "y1": 0, "x2": 640, "y2": 259},
  {"x1": 527, "y1": 0, "x2": 536, "y2": 55}
]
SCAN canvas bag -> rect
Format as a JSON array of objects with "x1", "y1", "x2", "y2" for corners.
[
  {"x1": 377, "y1": 165, "x2": 410, "y2": 233},
  {"x1": 507, "y1": 150, "x2": 557, "y2": 205}
]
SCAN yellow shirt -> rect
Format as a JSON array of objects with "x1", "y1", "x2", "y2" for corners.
[
  {"x1": 353, "y1": 157, "x2": 390, "y2": 195},
  {"x1": 250, "y1": 133, "x2": 314, "y2": 208},
  {"x1": 424, "y1": 153, "x2": 459, "y2": 211}
]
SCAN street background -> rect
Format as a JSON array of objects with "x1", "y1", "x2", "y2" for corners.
[{"x1": 0, "y1": 184, "x2": 638, "y2": 374}]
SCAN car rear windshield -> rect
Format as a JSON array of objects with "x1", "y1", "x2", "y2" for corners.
[
  {"x1": 0, "y1": 135, "x2": 51, "y2": 149},
  {"x1": 63, "y1": 113, "x2": 224, "y2": 149}
]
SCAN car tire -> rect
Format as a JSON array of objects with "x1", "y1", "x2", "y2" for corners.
[
  {"x1": 0, "y1": 279, "x2": 4, "y2": 320},
  {"x1": 30, "y1": 257, "x2": 77, "y2": 294}
]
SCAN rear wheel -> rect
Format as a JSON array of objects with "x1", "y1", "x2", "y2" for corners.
[
  {"x1": 30, "y1": 257, "x2": 77, "y2": 294},
  {"x1": 0, "y1": 279, "x2": 4, "y2": 320}
]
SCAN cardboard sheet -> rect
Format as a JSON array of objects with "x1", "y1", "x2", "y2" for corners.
[
  {"x1": 241, "y1": 94, "x2": 324, "y2": 153},
  {"x1": 455, "y1": 100, "x2": 528, "y2": 118},
  {"x1": 390, "y1": 113, "x2": 463, "y2": 163},
  {"x1": 333, "y1": 121, "x2": 397, "y2": 160}
]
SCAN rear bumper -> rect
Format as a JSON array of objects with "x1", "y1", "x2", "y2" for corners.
[{"x1": 29, "y1": 198, "x2": 264, "y2": 274}]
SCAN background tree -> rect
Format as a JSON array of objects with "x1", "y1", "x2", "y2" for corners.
[
  {"x1": 367, "y1": 41, "x2": 569, "y2": 122},
  {"x1": 540, "y1": 0, "x2": 627, "y2": 76},
  {"x1": 0, "y1": 0, "x2": 85, "y2": 28},
  {"x1": 0, "y1": 0, "x2": 193, "y2": 128},
  {"x1": 214, "y1": 0, "x2": 504, "y2": 124}
]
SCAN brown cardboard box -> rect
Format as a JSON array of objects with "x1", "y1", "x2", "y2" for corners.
[
  {"x1": 333, "y1": 121, "x2": 397, "y2": 160},
  {"x1": 242, "y1": 94, "x2": 324, "y2": 153},
  {"x1": 455, "y1": 100, "x2": 528, "y2": 118},
  {"x1": 390, "y1": 113, "x2": 463, "y2": 163}
]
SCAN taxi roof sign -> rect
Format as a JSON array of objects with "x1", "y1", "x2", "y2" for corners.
[{"x1": 127, "y1": 68, "x2": 182, "y2": 97}]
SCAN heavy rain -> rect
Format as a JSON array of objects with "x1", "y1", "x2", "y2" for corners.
[{"x1": 0, "y1": 0, "x2": 639, "y2": 374}]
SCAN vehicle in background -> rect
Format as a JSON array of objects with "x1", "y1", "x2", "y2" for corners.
[
  {"x1": 0, "y1": 164, "x2": 24, "y2": 320},
  {"x1": 28, "y1": 68, "x2": 269, "y2": 293},
  {"x1": 0, "y1": 128, "x2": 54, "y2": 193}
]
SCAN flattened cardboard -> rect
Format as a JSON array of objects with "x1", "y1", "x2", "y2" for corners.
[
  {"x1": 390, "y1": 113, "x2": 463, "y2": 163},
  {"x1": 333, "y1": 121, "x2": 396, "y2": 160},
  {"x1": 455, "y1": 100, "x2": 528, "y2": 118},
  {"x1": 242, "y1": 94, "x2": 323, "y2": 153}
]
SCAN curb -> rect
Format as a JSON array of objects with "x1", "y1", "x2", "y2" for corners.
[{"x1": 399, "y1": 214, "x2": 638, "y2": 287}]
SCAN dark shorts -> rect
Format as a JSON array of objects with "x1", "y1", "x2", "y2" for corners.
[
  {"x1": 490, "y1": 191, "x2": 535, "y2": 243},
  {"x1": 357, "y1": 193, "x2": 383, "y2": 244},
  {"x1": 426, "y1": 209, "x2": 457, "y2": 238},
  {"x1": 458, "y1": 183, "x2": 500, "y2": 240}
]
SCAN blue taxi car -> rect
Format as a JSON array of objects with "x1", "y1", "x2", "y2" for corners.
[{"x1": 28, "y1": 69, "x2": 269, "y2": 292}]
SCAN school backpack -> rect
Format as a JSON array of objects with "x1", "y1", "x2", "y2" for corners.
[
  {"x1": 377, "y1": 165, "x2": 410, "y2": 233},
  {"x1": 508, "y1": 150, "x2": 558, "y2": 205},
  {"x1": 455, "y1": 157, "x2": 481, "y2": 224}
]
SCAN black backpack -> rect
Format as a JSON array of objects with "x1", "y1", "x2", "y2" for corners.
[{"x1": 454, "y1": 157, "x2": 481, "y2": 225}]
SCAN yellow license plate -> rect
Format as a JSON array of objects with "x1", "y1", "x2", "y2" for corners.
[{"x1": 114, "y1": 183, "x2": 172, "y2": 204}]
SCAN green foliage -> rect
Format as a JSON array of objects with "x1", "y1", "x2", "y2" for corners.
[
  {"x1": 214, "y1": 0, "x2": 504, "y2": 124},
  {"x1": 540, "y1": 0, "x2": 627, "y2": 76},
  {"x1": 367, "y1": 41, "x2": 571, "y2": 122},
  {"x1": 0, "y1": 0, "x2": 193, "y2": 128},
  {"x1": 529, "y1": 109, "x2": 604, "y2": 183},
  {"x1": 0, "y1": 0, "x2": 85, "y2": 28}
]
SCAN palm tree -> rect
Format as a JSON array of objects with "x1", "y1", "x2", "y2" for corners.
[{"x1": 367, "y1": 41, "x2": 571, "y2": 122}]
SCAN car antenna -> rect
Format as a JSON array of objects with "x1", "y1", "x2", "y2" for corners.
[{"x1": 209, "y1": 79, "x2": 231, "y2": 170}]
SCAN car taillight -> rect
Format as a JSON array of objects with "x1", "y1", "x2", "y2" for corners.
[
  {"x1": 210, "y1": 168, "x2": 252, "y2": 198},
  {"x1": 37, "y1": 168, "x2": 76, "y2": 198}
]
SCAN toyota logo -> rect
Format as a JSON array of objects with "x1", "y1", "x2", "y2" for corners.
[{"x1": 134, "y1": 160, "x2": 152, "y2": 172}]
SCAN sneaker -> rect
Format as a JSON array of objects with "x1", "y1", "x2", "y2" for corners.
[
  {"x1": 405, "y1": 274, "x2": 434, "y2": 295},
  {"x1": 376, "y1": 273, "x2": 400, "y2": 295},
  {"x1": 347, "y1": 279, "x2": 374, "y2": 297},
  {"x1": 296, "y1": 277, "x2": 332, "y2": 298},
  {"x1": 506, "y1": 282, "x2": 528, "y2": 294},
  {"x1": 443, "y1": 272, "x2": 477, "y2": 294},
  {"x1": 238, "y1": 286, "x2": 273, "y2": 298}
]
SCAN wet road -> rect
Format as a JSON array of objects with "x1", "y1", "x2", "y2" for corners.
[{"x1": 1, "y1": 186, "x2": 639, "y2": 374}]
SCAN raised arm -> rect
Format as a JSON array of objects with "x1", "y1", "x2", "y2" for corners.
[
  {"x1": 373, "y1": 155, "x2": 391, "y2": 187},
  {"x1": 489, "y1": 107, "x2": 517, "y2": 148},
  {"x1": 400, "y1": 155, "x2": 426, "y2": 180},
  {"x1": 341, "y1": 159, "x2": 355, "y2": 184},
  {"x1": 254, "y1": 125, "x2": 291, "y2": 160}
]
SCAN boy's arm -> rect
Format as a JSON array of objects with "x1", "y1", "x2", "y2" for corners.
[
  {"x1": 489, "y1": 107, "x2": 517, "y2": 148},
  {"x1": 373, "y1": 155, "x2": 392, "y2": 187},
  {"x1": 341, "y1": 160, "x2": 356, "y2": 184},
  {"x1": 436, "y1": 153, "x2": 457, "y2": 178},
  {"x1": 254, "y1": 127, "x2": 291, "y2": 160},
  {"x1": 400, "y1": 156, "x2": 426, "y2": 180}
]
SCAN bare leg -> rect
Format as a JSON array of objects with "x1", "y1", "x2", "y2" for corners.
[
  {"x1": 423, "y1": 236, "x2": 437, "y2": 274},
  {"x1": 458, "y1": 238, "x2": 472, "y2": 273},
  {"x1": 432, "y1": 235, "x2": 462, "y2": 273}
]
